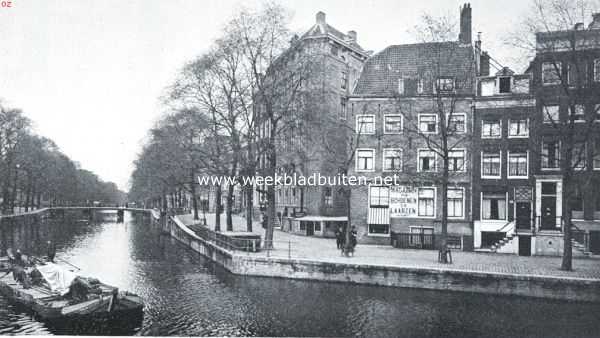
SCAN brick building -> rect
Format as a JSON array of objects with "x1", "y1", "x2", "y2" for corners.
[
  {"x1": 526, "y1": 15, "x2": 600, "y2": 256},
  {"x1": 255, "y1": 12, "x2": 370, "y2": 237},
  {"x1": 347, "y1": 4, "x2": 484, "y2": 246},
  {"x1": 472, "y1": 68, "x2": 536, "y2": 254}
]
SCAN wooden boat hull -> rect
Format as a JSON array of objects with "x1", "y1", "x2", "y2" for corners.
[{"x1": 0, "y1": 269, "x2": 143, "y2": 321}]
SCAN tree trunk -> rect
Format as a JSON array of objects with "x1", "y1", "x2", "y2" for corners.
[
  {"x1": 343, "y1": 188, "x2": 353, "y2": 256},
  {"x1": 24, "y1": 174, "x2": 32, "y2": 212},
  {"x1": 215, "y1": 185, "x2": 222, "y2": 232},
  {"x1": 245, "y1": 185, "x2": 253, "y2": 232},
  {"x1": 561, "y1": 173, "x2": 573, "y2": 271},
  {"x1": 191, "y1": 181, "x2": 199, "y2": 220},
  {"x1": 226, "y1": 182, "x2": 234, "y2": 231}
]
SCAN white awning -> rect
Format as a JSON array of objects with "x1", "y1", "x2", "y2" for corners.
[
  {"x1": 295, "y1": 216, "x2": 348, "y2": 222},
  {"x1": 368, "y1": 207, "x2": 390, "y2": 225}
]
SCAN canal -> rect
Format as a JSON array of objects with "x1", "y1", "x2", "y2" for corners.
[{"x1": 0, "y1": 211, "x2": 599, "y2": 337}]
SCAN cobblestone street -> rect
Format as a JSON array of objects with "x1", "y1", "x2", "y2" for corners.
[{"x1": 178, "y1": 213, "x2": 600, "y2": 280}]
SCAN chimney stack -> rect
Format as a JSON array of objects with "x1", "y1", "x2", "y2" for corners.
[
  {"x1": 459, "y1": 3, "x2": 472, "y2": 44},
  {"x1": 316, "y1": 11, "x2": 326, "y2": 24},
  {"x1": 347, "y1": 30, "x2": 357, "y2": 42}
]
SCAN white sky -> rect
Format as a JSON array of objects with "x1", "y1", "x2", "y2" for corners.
[{"x1": 0, "y1": 0, "x2": 531, "y2": 191}]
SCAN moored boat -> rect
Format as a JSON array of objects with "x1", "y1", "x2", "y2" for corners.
[{"x1": 0, "y1": 256, "x2": 143, "y2": 322}]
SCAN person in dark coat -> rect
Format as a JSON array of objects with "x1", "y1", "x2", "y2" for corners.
[
  {"x1": 46, "y1": 241, "x2": 56, "y2": 262},
  {"x1": 350, "y1": 226, "x2": 358, "y2": 249},
  {"x1": 335, "y1": 226, "x2": 344, "y2": 249}
]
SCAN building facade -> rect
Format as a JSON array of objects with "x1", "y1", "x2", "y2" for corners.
[
  {"x1": 256, "y1": 12, "x2": 370, "y2": 237},
  {"x1": 472, "y1": 68, "x2": 536, "y2": 254},
  {"x1": 347, "y1": 4, "x2": 482, "y2": 247},
  {"x1": 527, "y1": 15, "x2": 600, "y2": 256}
]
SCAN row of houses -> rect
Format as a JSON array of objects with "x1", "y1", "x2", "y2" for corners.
[{"x1": 246, "y1": 4, "x2": 600, "y2": 257}]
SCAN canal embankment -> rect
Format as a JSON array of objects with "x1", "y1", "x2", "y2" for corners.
[{"x1": 161, "y1": 213, "x2": 600, "y2": 303}]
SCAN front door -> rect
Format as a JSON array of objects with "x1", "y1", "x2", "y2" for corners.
[
  {"x1": 590, "y1": 231, "x2": 600, "y2": 254},
  {"x1": 306, "y1": 221, "x2": 314, "y2": 236},
  {"x1": 541, "y1": 196, "x2": 556, "y2": 229},
  {"x1": 540, "y1": 182, "x2": 557, "y2": 230},
  {"x1": 518, "y1": 235, "x2": 531, "y2": 256},
  {"x1": 515, "y1": 202, "x2": 531, "y2": 230}
]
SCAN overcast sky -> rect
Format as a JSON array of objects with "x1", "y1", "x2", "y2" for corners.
[{"x1": 0, "y1": 0, "x2": 532, "y2": 191}]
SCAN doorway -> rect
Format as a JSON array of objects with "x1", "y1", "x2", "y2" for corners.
[
  {"x1": 590, "y1": 231, "x2": 600, "y2": 254},
  {"x1": 540, "y1": 182, "x2": 557, "y2": 230},
  {"x1": 515, "y1": 202, "x2": 531, "y2": 230},
  {"x1": 518, "y1": 236, "x2": 531, "y2": 256}
]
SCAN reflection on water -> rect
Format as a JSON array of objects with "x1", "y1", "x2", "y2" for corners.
[{"x1": 0, "y1": 211, "x2": 599, "y2": 337}]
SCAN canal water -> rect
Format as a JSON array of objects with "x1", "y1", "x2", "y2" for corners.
[{"x1": 0, "y1": 211, "x2": 599, "y2": 337}]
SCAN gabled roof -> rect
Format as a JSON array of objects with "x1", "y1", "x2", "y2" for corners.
[
  {"x1": 353, "y1": 41, "x2": 476, "y2": 96},
  {"x1": 300, "y1": 21, "x2": 367, "y2": 55}
]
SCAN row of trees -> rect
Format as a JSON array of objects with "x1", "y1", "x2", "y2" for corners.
[
  {"x1": 129, "y1": 3, "x2": 326, "y2": 248},
  {"x1": 0, "y1": 102, "x2": 126, "y2": 214}
]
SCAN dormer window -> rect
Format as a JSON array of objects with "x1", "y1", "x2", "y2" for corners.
[
  {"x1": 436, "y1": 77, "x2": 454, "y2": 92},
  {"x1": 499, "y1": 76, "x2": 511, "y2": 93}
]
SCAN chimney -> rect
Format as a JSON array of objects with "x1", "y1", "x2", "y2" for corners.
[
  {"x1": 459, "y1": 3, "x2": 472, "y2": 44},
  {"x1": 480, "y1": 51, "x2": 490, "y2": 76},
  {"x1": 316, "y1": 11, "x2": 326, "y2": 24},
  {"x1": 347, "y1": 30, "x2": 357, "y2": 42},
  {"x1": 589, "y1": 13, "x2": 600, "y2": 29}
]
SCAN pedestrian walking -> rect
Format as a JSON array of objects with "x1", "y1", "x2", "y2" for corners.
[{"x1": 335, "y1": 226, "x2": 344, "y2": 249}]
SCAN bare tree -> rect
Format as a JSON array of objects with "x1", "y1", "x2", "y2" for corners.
[{"x1": 509, "y1": 0, "x2": 600, "y2": 270}]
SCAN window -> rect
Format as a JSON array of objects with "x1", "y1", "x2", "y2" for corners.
[
  {"x1": 409, "y1": 226, "x2": 434, "y2": 245},
  {"x1": 508, "y1": 152, "x2": 528, "y2": 178},
  {"x1": 383, "y1": 149, "x2": 402, "y2": 171},
  {"x1": 482, "y1": 192, "x2": 507, "y2": 220},
  {"x1": 418, "y1": 150, "x2": 436, "y2": 172},
  {"x1": 541, "y1": 140, "x2": 560, "y2": 169},
  {"x1": 417, "y1": 78, "x2": 424, "y2": 94},
  {"x1": 341, "y1": 71, "x2": 347, "y2": 90},
  {"x1": 356, "y1": 149, "x2": 375, "y2": 171},
  {"x1": 572, "y1": 143, "x2": 586, "y2": 170},
  {"x1": 543, "y1": 105, "x2": 560, "y2": 123},
  {"x1": 571, "y1": 104, "x2": 586, "y2": 122},
  {"x1": 356, "y1": 115, "x2": 375, "y2": 134},
  {"x1": 324, "y1": 187, "x2": 332, "y2": 206},
  {"x1": 370, "y1": 186, "x2": 389, "y2": 207},
  {"x1": 482, "y1": 152, "x2": 501, "y2": 178},
  {"x1": 570, "y1": 187, "x2": 584, "y2": 217},
  {"x1": 397, "y1": 78, "x2": 404, "y2": 94},
  {"x1": 595, "y1": 59, "x2": 600, "y2": 82},
  {"x1": 448, "y1": 188, "x2": 464, "y2": 218},
  {"x1": 418, "y1": 188, "x2": 435, "y2": 217},
  {"x1": 568, "y1": 63, "x2": 586, "y2": 86},
  {"x1": 542, "y1": 62, "x2": 561, "y2": 85},
  {"x1": 419, "y1": 114, "x2": 437, "y2": 134},
  {"x1": 448, "y1": 114, "x2": 466, "y2": 133},
  {"x1": 508, "y1": 119, "x2": 529, "y2": 137},
  {"x1": 340, "y1": 98, "x2": 347, "y2": 120},
  {"x1": 595, "y1": 138, "x2": 600, "y2": 169},
  {"x1": 449, "y1": 150, "x2": 466, "y2": 172},
  {"x1": 499, "y1": 76, "x2": 511, "y2": 93},
  {"x1": 384, "y1": 115, "x2": 403, "y2": 134},
  {"x1": 482, "y1": 120, "x2": 501, "y2": 138},
  {"x1": 436, "y1": 77, "x2": 455, "y2": 92},
  {"x1": 595, "y1": 104, "x2": 600, "y2": 122}
]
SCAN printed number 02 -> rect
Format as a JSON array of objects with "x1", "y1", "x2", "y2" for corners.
[{"x1": 1, "y1": 1, "x2": 12, "y2": 7}]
